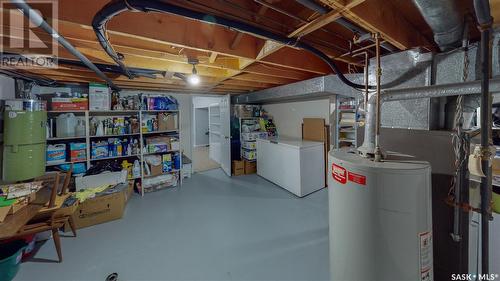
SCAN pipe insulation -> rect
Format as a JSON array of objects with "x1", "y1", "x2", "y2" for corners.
[
  {"x1": 412, "y1": 0, "x2": 464, "y2": 51},
  {"x1": 294, "y1": 0, "x2": 329, "y2": 15},
  {"x1": 12, "y1": 0, "x2": 119, "y2": 90},
  {"x1": 92, "y1": 0, "x2": 371, "y2": 90}
]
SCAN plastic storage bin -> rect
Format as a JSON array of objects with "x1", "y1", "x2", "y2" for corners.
[
  {"x1": 0, "y1": 240, "x2": 26, "y2": 281},
  {"x1": 56, "y1": 113, "x2": 77, "y2": 137}
]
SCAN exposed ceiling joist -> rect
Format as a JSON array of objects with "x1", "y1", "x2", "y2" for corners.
[
  {"x1": 211, "y1": 0, "x2": 365, "y2": 89},
  {"x1": 318, "y1": 0, "x2": 433, "y2": 50}
]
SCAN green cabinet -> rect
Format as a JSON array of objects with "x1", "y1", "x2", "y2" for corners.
[{"x1": 3, "y1": 110, "x2": 47, "y2": 182}]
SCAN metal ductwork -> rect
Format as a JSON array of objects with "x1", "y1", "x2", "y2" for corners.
[
  {"x1": 357, "y1": 77, "x2": 500, "y2": 155},
  {"x1": 412, "y1": 0, "x2": 464, "y2": 51}
]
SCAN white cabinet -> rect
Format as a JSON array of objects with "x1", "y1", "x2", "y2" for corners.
[
  {"x1": 256, "y1": 138, "x2": 325, "y2": 197},
  {"x1": 469, "y1": 212, "x2": 500, "y2": 275}
]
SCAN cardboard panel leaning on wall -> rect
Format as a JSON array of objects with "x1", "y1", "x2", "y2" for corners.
[{"x1": 262, "y1": 99, "x2": 330, "y2": 139}]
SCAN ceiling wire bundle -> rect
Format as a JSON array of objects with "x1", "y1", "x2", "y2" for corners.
[{"x1": 92, "y1": 0, "x2": 374, "y2": 90}]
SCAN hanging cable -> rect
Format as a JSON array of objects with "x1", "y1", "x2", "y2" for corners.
[{"x1": 92, "y1": 0, "x2": 373, "y2": 90}]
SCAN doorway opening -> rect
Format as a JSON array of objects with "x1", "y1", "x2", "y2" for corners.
[{"x1": 193, "y1": 106, "x2": 220, "y2": 172}]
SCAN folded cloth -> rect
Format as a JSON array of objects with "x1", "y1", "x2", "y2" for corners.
[{"x1": 75, "y1": 184, "x2": 111, "y2": 202}]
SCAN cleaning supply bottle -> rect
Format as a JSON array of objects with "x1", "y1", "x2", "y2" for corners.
[
  {"x1": 96, "y1": 121, "x2": 104, "y2": 136},
  {"x1": 76, "y1": 119, "x2": 86, "y2": 137},
  {"x1": 132, "y1": 160, "x2": 141, "y2": 179}
]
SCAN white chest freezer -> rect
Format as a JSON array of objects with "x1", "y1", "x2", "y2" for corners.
[{"x1": 256, "y1": 137, "x2": 325, "y2": 197}]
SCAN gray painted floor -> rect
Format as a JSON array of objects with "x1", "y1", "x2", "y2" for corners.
[{"x1": 16, "y1": 169, "x2": 329, "y2": 281}]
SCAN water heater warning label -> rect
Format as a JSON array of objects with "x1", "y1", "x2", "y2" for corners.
[
  {"x1": 332, "y1": 163, "x2": 347, "y2": 184},
  {"x1": 332, "y1": 164, "x2": 367, "y2": 186},
  {"x1": 419, "y1": 231, "x2": 433, "y2": 281},
  {"x1": 347, "y1": 171, "x2": 366, "y2": 185}
]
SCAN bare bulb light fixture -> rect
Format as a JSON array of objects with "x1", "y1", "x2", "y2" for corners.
[{"x1": 187, "y1": 58, "x2": 200, "y2": 85}]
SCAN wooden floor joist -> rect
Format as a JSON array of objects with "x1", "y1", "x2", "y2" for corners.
[{"x1": 0, "y1": 0, "x2": 459, "y2": 93}]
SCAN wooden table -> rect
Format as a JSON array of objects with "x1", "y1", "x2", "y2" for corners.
[{"x1": 0, "y1": 187, "x2": 51, "y2": 240}]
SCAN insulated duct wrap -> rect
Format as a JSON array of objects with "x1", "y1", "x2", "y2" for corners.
[
  {"x1": 494, "y1": 31, "x2": 500, "y2": 77},
  {"x1": 412, "y1": 0, "x2": 464, "y2": 51},
  {"x1": 371, "y1": 49, "x2": 434, "y2": 130},
  {"x1": 235, "y1": 32, "x2": 500, "y2": 131}
]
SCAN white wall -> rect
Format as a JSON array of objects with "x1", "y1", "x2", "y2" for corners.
[
  {"x1": 263, "y1": 99, "x2": 330, "y2": 138},
  {"x1": 193, "y1": 96, "x2": 221, "y2": 108},
  {"x1": 194, "y1": 108, "x2": 209, "y2": 146},
  {"x1": 0, "y1": 75, "x2": 15, "y2": 100}
]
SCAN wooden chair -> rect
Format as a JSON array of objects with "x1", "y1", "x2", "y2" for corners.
[{"x1": 13, "y1": 169, "x2": 78, "y2": 262}]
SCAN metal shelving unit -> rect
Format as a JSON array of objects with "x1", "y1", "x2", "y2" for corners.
[
  {"x1": 46, "y1": 108, "x2": 182, "y2": 196},
  {"x1": 335, "y1": 97, "x2": 360, "y2": 149}
]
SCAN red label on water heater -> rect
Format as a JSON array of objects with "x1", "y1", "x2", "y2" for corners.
[
  {"x1": 332, "y1": 163, "x2": 347, "y2": 184},
  {"x1": 348, "y1": 171, "x2": 366, "y2": 185}
]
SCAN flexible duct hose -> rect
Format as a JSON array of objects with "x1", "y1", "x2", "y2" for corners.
[{"x1": 92, "y1": 0, "x2": 373, "y2": 90}]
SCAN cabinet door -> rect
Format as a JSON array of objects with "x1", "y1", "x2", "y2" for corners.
[
  {"x1": 219, "y1": 94, "x2": 231, "y2": 177},
  {"x1": 208, "y1": 103, "x2": 221, "y2": 164}
]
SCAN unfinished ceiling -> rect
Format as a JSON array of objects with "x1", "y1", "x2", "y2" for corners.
[{"x1": 0, "y1": 0, "x2": 492, "y2": 94}]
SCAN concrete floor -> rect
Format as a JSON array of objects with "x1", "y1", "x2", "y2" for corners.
[
  {"x1": 16, "y1": 169, "x2": 329, "y2": 281},
  {"x1": 192, "y1": 146, "x2": 220, "y2": 172}
]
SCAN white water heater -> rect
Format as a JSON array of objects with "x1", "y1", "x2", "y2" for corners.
[{"x1": 328, "y1": 149, "x2": 434, "y2": 281}]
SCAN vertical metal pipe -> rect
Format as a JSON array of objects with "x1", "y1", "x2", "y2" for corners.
[
  {"x1": 352, "y1": 52, "x2": 369, "y2": 110},
  {"x1": 479, "y1": 27, "x2": 492, "y2": 275},
  {"x1": 364, "y1": 53, "x2": 369, "y2": 111},
  {"x1": 374, "y1": 33, "x2": 382, "y2": 162}
]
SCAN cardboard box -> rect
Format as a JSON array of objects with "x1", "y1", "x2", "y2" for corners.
[
  {"x1": 145, "y1": 136, "x2": 167, "y2": 144},
  {"x1": 0, "y1": 200, "x2": 30, "y2": 222},
  {"x1": 0, "y1": 206, "x2": 11, "y2": 222},
  {"x1": 232, "y1": 160, "x2": 244, "y2": 176},
  {"x1": 70, "y1": 143, "x2": 87, "y2": 162},
  {"x1": 242, "y1": 149, "x2": 257, "y2": 160},
  {"x1": 244, "y1": 160, "x2": 256, "y2": 174},
  {"x1": 72, "y1": 182, "x2": 133, "y2": 229},
  {"x1": 75, "y1": 170, "x2": 127, "y2": 191},
  {"x1": 158, "y1": 113, "x2": 176, "y2": 131},
  {"x1": 51, "y1": 97, "x2": 88, "y2": 111},
  {"x1": 150, "y1": 163, "x2": 163, "y2": 176},
  {"x1": 89, "y1": 83, "x2": 110, "y2": 110}
]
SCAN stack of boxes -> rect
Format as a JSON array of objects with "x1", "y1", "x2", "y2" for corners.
[{"x1": 232, "y1": 159, "x2": 256, "y2": 176}]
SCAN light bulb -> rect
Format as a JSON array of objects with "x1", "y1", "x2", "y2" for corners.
[{"x1": 188, "y1": 74, "x2": 200, "y2": 85}]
